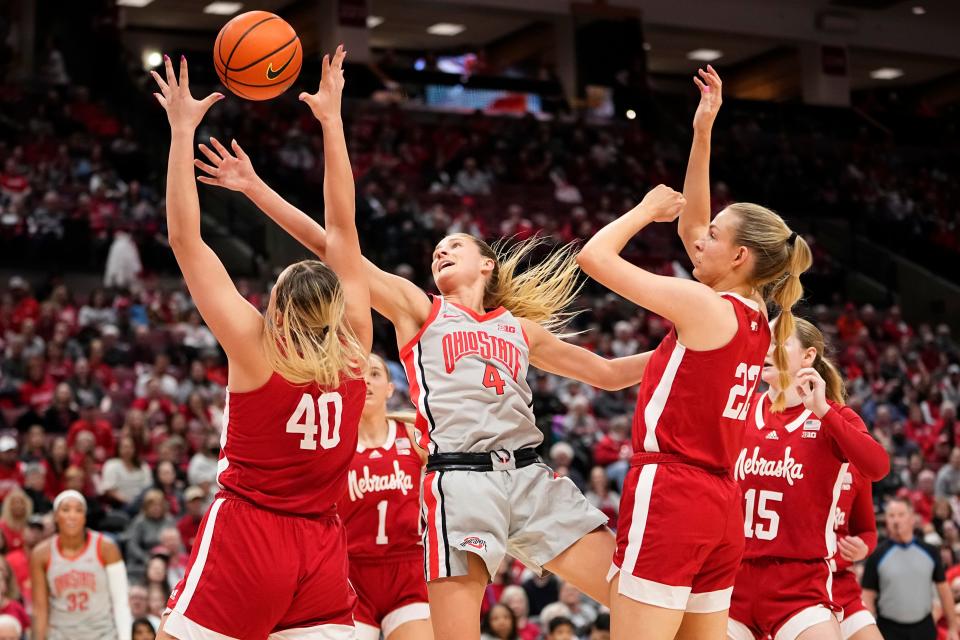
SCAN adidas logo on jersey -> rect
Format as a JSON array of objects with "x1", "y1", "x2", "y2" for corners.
[
  {"x1": 369, "y1": 450, "x2": 383, "y2": 459},
  {"x1": 765, "y1": 431, "x2": 779, "y2": 440},
  {"x1": 347, "y1": 460, "x2": 414, "y2": 501},
  {"x1": 734, "y1": 445, "x2": 805, "y2": 486}
]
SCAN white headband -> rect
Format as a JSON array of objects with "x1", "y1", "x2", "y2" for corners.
[{"x1": 53, "y1": 490, "x2": 87, "y2": 513}]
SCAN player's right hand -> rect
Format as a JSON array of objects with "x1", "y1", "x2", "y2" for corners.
[
  {"x1": 150, "y1": 55, "x2": 223, "y2": 133},
  {"x1": 195, "y1": 137, "x2": 258, "y2": 193},
  {"x1": 692, "y1": 64, "x2": 722, "y2": 134},
  {"x1": 637, "y1": 184, "x2": 686, "y2": 223}
]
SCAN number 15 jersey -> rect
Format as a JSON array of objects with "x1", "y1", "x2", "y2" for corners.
[{"x1": 400, "y1": 296, "x2": 538, "y2": 454}]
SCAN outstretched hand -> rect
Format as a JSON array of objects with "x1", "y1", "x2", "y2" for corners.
[
  {"x1": 150, "y1": 55, "x2": 223, "y2": 132},
  {"x1": 299, "y1": 45, "x2": 346, "y2": 124},
  {"x1": 195, "y1": 137, "x2": 258, "y2": 193},
  {"x1": 692, "y1": 64, "x2": 722, "y2": 134}
]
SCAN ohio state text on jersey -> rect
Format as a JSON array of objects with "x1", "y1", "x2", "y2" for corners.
[{"x1": 400, "y1": 296, "x2": 538, "y2": 454}]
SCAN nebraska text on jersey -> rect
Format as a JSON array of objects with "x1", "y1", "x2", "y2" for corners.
[
  {"x1": 348, "y1": 459, "x2": 415, "y2": 501},
  {"x1": 441, "y1": 330, "x2": 523, "y2": 380},
  {"x1": 735, "y1": 446, "x2": 805, "y2": 486}
]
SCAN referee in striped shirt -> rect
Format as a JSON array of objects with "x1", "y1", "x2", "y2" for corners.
[{"x1": 862, "y1": 497, "x2": 959, "y2": 640}]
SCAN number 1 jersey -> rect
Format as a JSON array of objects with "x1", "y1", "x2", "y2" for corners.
[
  {"x1": 400, "y1": 296, "x2": 538, "y2": 454},
  {"x1": 217, "y1": 372, "x2": 366, "y2": 518},
  {"x1": 736, "y1": 393, "x2": 866, "y2": 561},
  {"x1": 632, "y1": 293, "x2": 771, "y2": 472}
]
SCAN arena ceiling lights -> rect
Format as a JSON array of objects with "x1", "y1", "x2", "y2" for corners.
[
  {"x1": 367, "y1": 16, "x2": 385, "y2": 28},
  {"x1": 427, "y1": 23, "x2": 466, "y2": 36},
  {"x1": 116, "y1": 0, "x2": 154, "y2": 6},
  {"x1": 204, "y1": 2, "x2": 244, "y2": 15},
  {"x1": 686, "y1": 49, "x2": 724, "y2": 62},
  {"x1": 870, "y1": 67, "x2": 904, "y2": 80}
]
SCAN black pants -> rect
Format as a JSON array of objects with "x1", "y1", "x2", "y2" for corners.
[{"x1": 877, "y1": 615, "x2": 937, "y2": 640}]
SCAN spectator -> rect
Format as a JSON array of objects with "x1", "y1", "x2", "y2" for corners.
[
  {"x1": 135, "y1": 353, "x2": 178, "y2": 400},
  {"x1": 538, "y1": 602, "x2": 573, "y2": 631},
  {"x1": 455, "y1": 157, "x2": 492, "y2": 195},
  {"x1": 0, "y1": 438, "x2": 22, "y2": 501},
  {"x1": 544, "y1": 616, "x2": 576, "y2": 640},
  {"x1": 101, "y1": 435, "x2": 152, "y2": 510},
  {"x1": 67, "y1": 358, "x2": 106, "y2": 409},
  {"x1": 157, "y1": 526, "x2": 187, "y2": 585},
  {"x1": 5, "y1": 515, "x2": 42, "y2": 607},
  {"x1": 937, "y1": 448, "x2": 960, "y2": 498},
  {"x1": 67, "y1": 396, "x2": 115, "y2": 461},
  {"x1": 128, "y1": 585, "x2": 158, "y2": 629},
  {"x1": 481, "y1": 602, "x2": 518, "y2": 640},
  {"x1": 42, "y1": 382, "x2": 78, "y2": 433},
  {"x1": 863, "y1": 498, "x2": 959, "y2": 639},
  {"x1": 133, "y1": 617, "x2": 157, "y2": 640},
  {"x1": 176, "y1": 486, "x2": 206, "y2": 554},
  {"x1": 521, "y1": 571, "x2": 559, "y2": 618},
  {"x1": 20, "y1": 463, "x2": 51, "y2": 513},
  {"x1": 123, "y1": 488, "x2": 175, "y2": 582},
  {"x1": 587, "y1": 613, "x2": 610, "y2": 640},
  {"x1": 103, "y1": 228, "x2": 142, "y2": 289},
  {"x1": 557, "y1": 582, "x2": 597, "y2": 630},
  {"x1": 592, "y1": 417, "x2": 632, "y2": 491},
  {"x1": 186, "y1": 434, "x2": 219, "y2": 488},
  {"x1": 176, "y1": 360, "x2": 216, "y2": 404},
  {"x1": 0, "y1": 557, "x2": 28, "y2": 632},
  {"x1": 143, "y1": 553, "x2": 170, "y2": 595},
  {"x1": 19, "y1": 355, "x2": 54, "y2": 413},
  {"x1": 0, "y1": 615, "x2": 20, "y2": 640},
  {"x1": 0, "y1": 487, "x2": 32, "y2": 552},
  {"x1": 548, "y1": 442, "x2": 585, "y2": 491},
  {"x1": 77, "y1": 289, "x2": 116, "y2": 330},
  {"x1": 132, "y1": 461, "x2": 183, "y2": 518},
  {"x1": 500, "y1": 585, "x2": 539, "y2": 640},
  {"x1": 584, "y1": 466, "x2": 619, "y2": 530},
  {"x1": 20, "y1": 424, "x2": 48, "y2": 463},
  {"x1": 899, "y1": 469, "x2": 937, "y2": 524},
  {"x1": 41, "y1": 436, "x2": 69, "y2": 499}
]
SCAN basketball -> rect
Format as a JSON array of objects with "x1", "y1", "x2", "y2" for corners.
[{"x1": 213, "y1": 10, "x2": 302, "y2": 101}]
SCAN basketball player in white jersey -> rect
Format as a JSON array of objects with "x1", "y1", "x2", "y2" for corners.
[
  {"x1": 194, "y1": 151, "x2": 666, "y2": 640},
  {"x1": 31, "y1": 490, "x2": 132, "y2": 640}
]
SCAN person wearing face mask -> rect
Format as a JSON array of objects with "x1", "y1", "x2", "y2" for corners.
[
  {"x1": 727, "y1": 318, "x2": 889, "y2": 640},
  {"x1": 30, "y1": 490, "x2": 132, "y2": 640}
]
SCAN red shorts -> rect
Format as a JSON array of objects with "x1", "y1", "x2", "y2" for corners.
[
  {"x1": 351, "y1": 554, "x2": 429, "y2": 639},
  {"x1": 728, "y1": 558, "x2": 840, "y2": 640},
  {"x1": 609, "y1": 461, "x2": 744, "y2": 612},
  {"x1": 165, "y1": 495, "x2": 356, "y2": 639},
  {"x1": 833, "y1": 570, "x2": 876, "y2": 639}
]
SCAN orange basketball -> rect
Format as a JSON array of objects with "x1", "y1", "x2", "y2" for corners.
[{"x1": 214, "y1": 11, "x2": 302, "y2": 101}]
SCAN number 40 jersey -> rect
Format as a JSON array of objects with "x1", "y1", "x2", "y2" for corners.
[{"x1": 217, "y1": 372, "x2": 366, "y2": 518}]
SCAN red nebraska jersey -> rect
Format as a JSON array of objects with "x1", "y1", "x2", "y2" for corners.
[
  {"x1": 337, "y1": 420, "x2": 424, "y2": 560},
  {"x1": 632, "y1": 293, "x2": 770, "y2": 471},
  {"x1": 216, "y1": 372, "x2": 365, "y2": 518},
  {"x1": 833, "y1": 465, "x2": 878, "y2": 572},
  {"x1": 736, "y1": 394, "x2": 865, "y2": 561}
]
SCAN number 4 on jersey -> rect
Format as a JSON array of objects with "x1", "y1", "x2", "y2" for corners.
[
  {"x1": 482, "y1": 363, "x2": 506, "y2": 395},
  {"x1": 286, "y1": 392, "x2": 343, "y2": 450}
]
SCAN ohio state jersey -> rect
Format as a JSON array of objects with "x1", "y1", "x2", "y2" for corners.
[
  {"x1": 632, "y1": 292, "x2": 770, "y2": 471},
  {"x1": 400, "y1": 296, "x2": 537, "y2": 454},
  {"x1": 736, "y1": 393, "x2": 865, "y2": 561},
  {"x1": 216, "y1": 372, "x2": 365, "y2": 518},
  {"x1": 338, "y1": 420, "x2": 423, "y2": 560}
]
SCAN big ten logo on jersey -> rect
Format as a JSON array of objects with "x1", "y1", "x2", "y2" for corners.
[
  {"x1": 722, "y1": 362, "x2": 761, "y2": 420},
  {"x1": 286, "y1": 392, "x2": 343, "y2": 451},
  {"x1": 347, "y1": 459, "x2": 414, "y2": 502}
]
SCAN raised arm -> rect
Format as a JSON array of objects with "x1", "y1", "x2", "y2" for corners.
[
  {"x1": 151, "y1": 56, "x2": 263, "y2": 377},
  {"x1": 194, "y1": 133, "x2": 430, "y2": 343},
  {"x1": 522, "y1": 318, "x2": 651, "y2": 391},
  {"x1": 680, "y1": 65, "x2": 722, "y2": 263},
  {"x1": 577, "y1": 185, "x2": 738, "y2": 351},
  {"x1": 297, "y1": 46, "x2": 371, "y2": 352}
]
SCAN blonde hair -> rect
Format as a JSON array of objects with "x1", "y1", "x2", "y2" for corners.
[
  {"x1": 454, "y1": 234, "x2": 582, "y2": 335},
  {"x1": 262, "y1": 260, "x2": 366, "y2": 387},
  {"x1": 0, "y1": 487, "x2": 32, "y2": 529},
  {"x1": 0, "y1": 556, "x2": 19, "y2": 601},
  {"x1": 794, "y1": 317, "x2": 846, "y2": 405},
  {"x1": 728, "y1": 203, "x2": 812, "y2": 411}
]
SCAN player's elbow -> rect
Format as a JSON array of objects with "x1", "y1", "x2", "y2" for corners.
[{"x1": 575, "y1": 247, "x2": 601, "y2": 274}]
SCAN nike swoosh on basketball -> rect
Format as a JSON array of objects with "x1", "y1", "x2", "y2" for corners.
[{"x1": 266, "y1": 57, "x2": 293, "y2": 80}]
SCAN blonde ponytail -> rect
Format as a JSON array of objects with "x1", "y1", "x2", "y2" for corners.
[
  {"x1": 794, "y1": 317, "x2": 846, "y2": 404},
  {"x1": 728, "y1": 203, "x2": 812, "y2": 411},
  {"x1": 262, "y1": 260, "x2": 366, "y2": 387},
  {"x1": 459, "y1": 234, "x2": 583, "y2": 336}
]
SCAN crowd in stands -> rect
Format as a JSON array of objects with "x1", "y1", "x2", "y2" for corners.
[{"x1": 0, "y1": 52, "x2": 959, "y2": 639}]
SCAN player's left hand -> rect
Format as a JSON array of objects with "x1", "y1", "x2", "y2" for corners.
[
  {"x1": 795, "y1": 367, "x2": 830, "y2": 417},
  {"x1": 151, "y1": 55, "x2": 224, "y2": 133},
  {"x1": 837, "y1": 535, "x2": 868, "y2": 562},
  {"x1": 300, "y1": 45, "x2": 346, "y2": 124}
]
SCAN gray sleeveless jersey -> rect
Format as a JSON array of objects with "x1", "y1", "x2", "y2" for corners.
[
  {"x1": 47, "y1": 532, "x2": 118, "y2": 640},
  {"x1": 400, "y1": 296, "x2": 540, "y2": 453}
]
